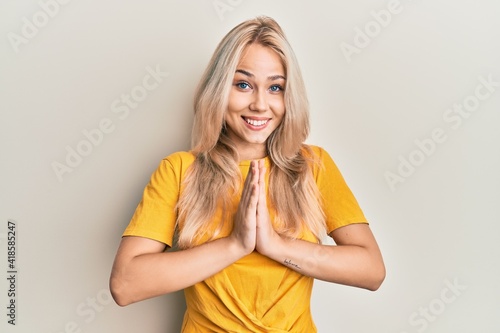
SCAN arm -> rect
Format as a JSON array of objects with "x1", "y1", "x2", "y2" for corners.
[
  {"x1": 254, "y1": 158, "x2": 385, "y2": 291},
  {"x1": 110, "y1": 160, "x2": 261, "y2": 306},
  {"x1": 258, "y1": 223, "x2": 386, "y2": 291},
  {"x1": 109, "y1": 235, "x2": 248, "y2": 306}
]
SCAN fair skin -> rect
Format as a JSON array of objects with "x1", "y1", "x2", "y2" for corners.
[
  {"x1": 110, "y1": 43, "x2": 385, "y2": 307},
  {"x1": 224, "y1": 43, "x2": 286, "y2": 160}
]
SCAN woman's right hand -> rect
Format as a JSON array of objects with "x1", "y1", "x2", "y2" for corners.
[{"x1": 230, "y1": 160, "x2": 259, "y2": 255}]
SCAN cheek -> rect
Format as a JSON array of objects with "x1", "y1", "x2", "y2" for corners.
[
  {"x1": 227, "y1": 91, "x2": 248, "y2": 112},
  {"x1": 270, "y1": 99, "x2": 286, "y2": 118}
]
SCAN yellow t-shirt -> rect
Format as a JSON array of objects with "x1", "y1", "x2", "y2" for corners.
[{"x1": 123, "y1": 145, "x2": 367, "y2": 332}]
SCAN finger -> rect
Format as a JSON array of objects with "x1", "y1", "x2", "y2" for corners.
[
  {"x1": 239, "y1": 163, "x2": 260, "y2": 222},
  {"x1": 240, "y1": 161, "x2": 257, "y2": 206},
  {"x1": 247, "y1": 161, "x2": 260, "y2": 208},
  {"x1": 248, "y1": 182, "x2": 259, "y2": 212},
  {"x1": 258, "y1": 160, "x2": 267, "y2": 204}
]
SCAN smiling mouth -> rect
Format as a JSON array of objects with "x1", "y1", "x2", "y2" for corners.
[{"x1": 242, "y1": 117, "x2": 270, "y2": 127}]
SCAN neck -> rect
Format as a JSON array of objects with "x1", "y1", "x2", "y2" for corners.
[{"x1": 236, "y1": 143, "x2": 267, "y2": 161}]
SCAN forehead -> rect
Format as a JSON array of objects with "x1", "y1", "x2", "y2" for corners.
[{"x1": 237, "y1": 44, "x2": 285, "y2": 75}]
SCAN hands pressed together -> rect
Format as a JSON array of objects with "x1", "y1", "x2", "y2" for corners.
[
  {"x1": 230, "y1": 159, "x2": 282, "y2": 257},
  {"x1": 110, "y1": 159, "x2": 385, "y2": 307}
]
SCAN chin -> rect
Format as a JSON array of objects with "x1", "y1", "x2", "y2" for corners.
[{"x1": 247, "y1": 137, "x2": 269, "y2": 144}]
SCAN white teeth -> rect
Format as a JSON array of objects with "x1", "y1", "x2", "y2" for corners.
[{"x1": 244, "y1": 118, "x2": 269, "y2": 126}]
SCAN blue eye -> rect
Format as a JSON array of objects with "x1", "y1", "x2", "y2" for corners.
[
  {"x1": 236, "y1": 82, "x2": 250, "y2": 89},
  {"x1": 270, "y1": 85, "x2": 283, "y2": 92}
]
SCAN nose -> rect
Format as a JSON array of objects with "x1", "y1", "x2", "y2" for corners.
[{"x1": 249, "y1": 89, "x2": 268, "y2": 112}]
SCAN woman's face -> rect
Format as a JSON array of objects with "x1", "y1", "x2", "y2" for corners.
[{"x1": 225, "y1": 43, "x2": 286, "y2": 160}]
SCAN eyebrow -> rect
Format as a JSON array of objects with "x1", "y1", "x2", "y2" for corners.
[{"x1": 235, "y1": 69, "x2": 286, "y2": 81}]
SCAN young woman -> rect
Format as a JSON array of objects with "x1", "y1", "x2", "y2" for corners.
[{"x1": 110, "y1": 16, "x2": 385, "y2": 332}]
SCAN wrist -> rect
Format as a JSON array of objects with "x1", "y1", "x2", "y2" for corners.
[
  {"x1": 225, "y1": 235, "x2": 253, "y2": 258},
  {"x1": 259, "y1": 233, "x2": 287, "y2": 260}
]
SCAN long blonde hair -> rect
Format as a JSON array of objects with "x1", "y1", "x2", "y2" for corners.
[{"x1": 176, "y1": 16, "x2": 326, "y2": 248}]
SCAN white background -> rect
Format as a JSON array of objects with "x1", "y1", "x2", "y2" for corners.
[{"x1": 1, "y1": 1, "x2": 499, "y2": 332}]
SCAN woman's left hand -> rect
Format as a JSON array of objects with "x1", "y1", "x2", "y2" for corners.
[{"x1": 251, "y1": 159, "x2": 385, "y2": 291}]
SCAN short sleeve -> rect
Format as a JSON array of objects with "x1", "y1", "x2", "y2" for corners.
[
  {"x1": 122, "y1": 152, "x2": 194, "y2": 247},
  {"x1": 310, "y1": 146, "x2": 368, "y2": 234}
]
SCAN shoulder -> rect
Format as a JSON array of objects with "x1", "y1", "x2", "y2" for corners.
[
  {"x1": 162, "y1": 151, "x2": 196, "y2": 167},
  {"x1": 301, "y1": 144, "x2": 339, "y2": 179},
  {"x1": 154, "y1": 151, "x2": 196, "y2": 180},
  {"x1": 302, "y1": 144, "x2": 326, "y2": 159},
  {"x1": 301, "y1": 144, "x2": 333, "y2": 166}
]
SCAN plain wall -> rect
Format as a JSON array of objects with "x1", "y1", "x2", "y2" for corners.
[{"x1": 1, "y1": 1, "x2": 499, "y2": 332}]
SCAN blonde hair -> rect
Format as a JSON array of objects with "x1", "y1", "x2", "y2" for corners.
[{"x1": 176, "y1": 16, "x2": 326, "y2": 248}]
